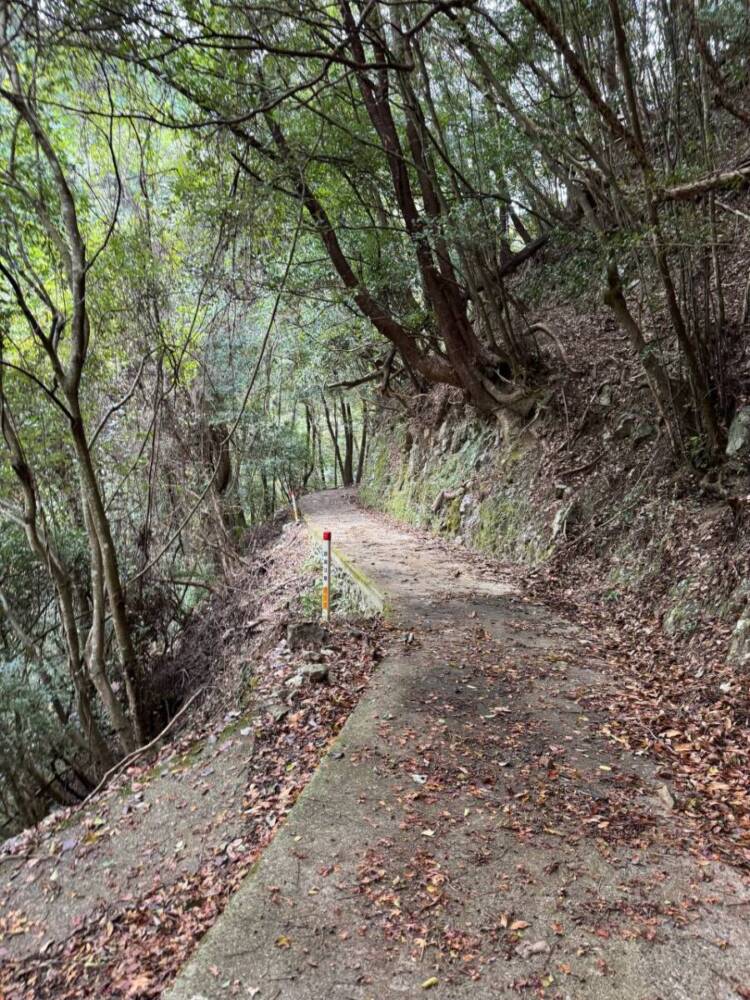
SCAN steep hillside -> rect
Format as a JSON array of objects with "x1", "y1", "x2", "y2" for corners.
[{"x1": 364, "y1": 377, "x2": 750, "y2": 653}]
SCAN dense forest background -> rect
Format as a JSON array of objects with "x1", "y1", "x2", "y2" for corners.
[{"x1": 1, "y1": 0, "x2": 749, "y2": 834}]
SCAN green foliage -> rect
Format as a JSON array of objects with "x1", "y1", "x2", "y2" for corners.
[{"x1": 1, "y1": 0, "x2": 747, "y2": 830}]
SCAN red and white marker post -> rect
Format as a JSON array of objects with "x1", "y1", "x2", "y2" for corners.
[{"x1": 321, "y1": 530, "x2": 332, "y2": 621}]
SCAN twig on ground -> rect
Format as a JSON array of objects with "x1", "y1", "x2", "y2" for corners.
[{"x1": 80, "y1": 687, "x2": 205, "y2": 807}]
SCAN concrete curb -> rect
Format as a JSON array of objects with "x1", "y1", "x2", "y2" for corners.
[{"x1": 301, "y1": 510, "x2": 392, "y2": 617}]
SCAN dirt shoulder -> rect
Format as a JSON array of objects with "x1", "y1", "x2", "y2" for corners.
[{"x1": 0, "y1": 522, "x2": 383, "y2": 999}]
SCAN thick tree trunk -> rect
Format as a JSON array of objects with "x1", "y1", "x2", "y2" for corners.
[
  {"x1": 203, "y1": 421, "x2": 247, "y2": 566},
  {"x1": 323, "y1": 395, "x2": 354, "y2": 487},
  {"x1": 263, "y1": 116, "x2": 528, "y2": 415},
  {"x1": 303, "y1": 405, "x2": 317, "y2": 487}
]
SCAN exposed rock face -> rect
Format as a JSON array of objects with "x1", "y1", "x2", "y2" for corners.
[
  {"x1": 459, "y1": 492, "x2": 481, "y2": 540},
  {"x1": 459, "y1": 492, "x2": 476, "y2": 518},
  {"x1": 609, "y1": 412, "x2": 655, "y2": 445},
  {"x1": 663, "y1": 578, "x2": 701, "y2": 636},
  {"x1": 285, "y1": 662, "x2": 330, "y2": 690},
  {"x1": 726, "y1": 407, "x2": 750, "y2": 459},
  {"x1": 632, "y1": 421, "x2": 656, "y2": 445},
  {"x1": 299, "y1": 663, "x2": 329, "y2": 683}
]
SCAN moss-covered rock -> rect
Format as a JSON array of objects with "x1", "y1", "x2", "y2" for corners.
[
  {"x1": 663, "y1": 579, "x2": 702, "y2": 636},
  {"x1": 362, "y1": 411, "x2": 548, "y2": 566}
]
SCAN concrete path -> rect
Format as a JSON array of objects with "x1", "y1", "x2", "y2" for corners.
[{"x1": 167, "y1": 489, "x2": 750, "y2": 1000}]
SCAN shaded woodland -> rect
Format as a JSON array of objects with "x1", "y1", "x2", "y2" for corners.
[{"x1": 1, "y1": 0, "x2": 749, "y2": 832}]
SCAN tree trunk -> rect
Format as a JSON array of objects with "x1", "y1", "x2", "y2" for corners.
[
  {"x1": 356, "y1": 405, "x2": 368, "y2": 484},
  {"x1": 603, "y1": 258, "x2": 675, "y2": 428},
  {"x1": 68, "y1": 412, "x2": 146, "y2": 744},
  {"x1": 341, "y1": 401, "x2": 355, "y2": 487},
  {"x1": 82, "y1": 500, "x2": 136, "y2": 754}
]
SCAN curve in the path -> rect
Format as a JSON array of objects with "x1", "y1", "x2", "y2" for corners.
[{"x1": 167, "y1": 489, "x2": 750, "y2": 1000}]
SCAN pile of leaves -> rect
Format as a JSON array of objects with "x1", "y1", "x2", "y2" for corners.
[{"x1": 528, "y1": 533, "x2": 750, "y2": 871}]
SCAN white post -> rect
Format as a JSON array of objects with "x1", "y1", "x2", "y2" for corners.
[
  {"x1": 291, "y1": 491, "x2": 299, "y2": 522},
  {"x1": 322, "y1": 530, "x2": 331, "y2": 621}
]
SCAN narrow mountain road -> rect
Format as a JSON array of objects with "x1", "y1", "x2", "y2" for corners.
[{"x1": 168, "y1": 489, "x2": 750, "y2": 1000}]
